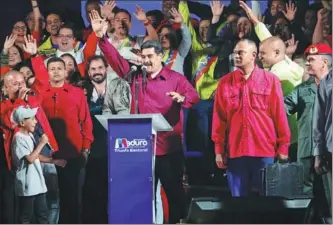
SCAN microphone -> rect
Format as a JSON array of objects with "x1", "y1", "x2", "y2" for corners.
[
  {"x1": 35, "y1": 125, "x2": 54, "y2": 153},
  {"x1": 142, "y1": 66, "x2": 147, "y2": 85},
  {"x1": 126, "y1": 65, "x2": 138, "y2": 84}
]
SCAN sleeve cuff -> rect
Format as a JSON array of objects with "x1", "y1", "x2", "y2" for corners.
[
  {"x1": 215, "y1": 143, "x2": 225, "y2": 155},
  {"x1": 276, "y1": 145, "x2": 289, "y2": 156},
  {"x1": 82, "y1": 140, "x2": 92, "y2": 150}
]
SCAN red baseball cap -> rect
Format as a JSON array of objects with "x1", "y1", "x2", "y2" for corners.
[{"x1": 304, "y1": 43, "x2": 332, "y2": 56}]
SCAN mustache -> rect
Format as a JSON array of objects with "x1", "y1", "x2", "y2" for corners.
[{"x1": 92, "y1": 73, "x2": 104, "y2": 77}]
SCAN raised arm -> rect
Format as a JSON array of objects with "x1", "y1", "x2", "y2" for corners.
[
  {"x1": 134, "y1": 5, "x2": 158, "y2": 41},
  {"x1": 90, "y1": 10, "x2": 131, "y2": 78},
  {"x1": 169, "y1": 8, "x2": 191, "y2": 57}
]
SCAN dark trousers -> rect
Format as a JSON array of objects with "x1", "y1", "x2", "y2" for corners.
[
  {"x1": 226, "y1": 157, "x2": 274, "y2": 196},
  {"x1": 299, "y1": 157, "x2": 315, "y2": 196},
  {"x1": 18, "y1": 193, "x2": 48, "y2": 224},
  {"x1": 0, "y1": 168, "x2": 16, "y2": 224},
  {"x1": 322, "y1": 152, "x2": 332, "y2": 217},
  {"x1": 155, "y1": 151, "x2": 185, "y2": 224},
  {"x1": 81, "y1": 157, "x2": 108, "y2": 224},
  {"x1": 56, "y1": 157, "x2": 85, "y2": 224}
]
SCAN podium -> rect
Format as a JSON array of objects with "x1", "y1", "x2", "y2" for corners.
[{"x1": 95, "y1": 114, "x2": 172, "y2": 224}]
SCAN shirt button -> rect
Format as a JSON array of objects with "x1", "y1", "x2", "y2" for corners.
[
  {"x1": 244, "y1": 126, "x2": 247, "y2": 128},
  {"x1": 243, "y1": 104, "x2": 247, "y2": 107},
  {"x1": 244, "y1": 94, "x2": 247, "y2": 96}
]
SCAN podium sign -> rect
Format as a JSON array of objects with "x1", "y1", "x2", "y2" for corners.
[{"x1": 108, "y1": 118, "x2": 154, "y2": 224}]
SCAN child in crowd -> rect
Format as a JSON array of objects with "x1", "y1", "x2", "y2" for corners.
[{"x1": 11, "y1": 106, "x2": 66, "y2": 224}]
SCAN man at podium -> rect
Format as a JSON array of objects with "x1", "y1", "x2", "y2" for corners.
[{"x1": 90, "y1": 10, "x2": 200, "y2": 223}]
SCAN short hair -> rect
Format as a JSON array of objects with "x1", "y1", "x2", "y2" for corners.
[
  {"x1": 141, "y1": 40, "x2": 163, "y2": 55},
  {"x1": 45, "y1": 12, "x2": 62, "y2": 22},
  {"x1": 321, "y1": 55, "x2": 332, "y2": 69},
  {"x1": 57, "y1": 23, "x2": 76, "y2": 36},
  {"x1": 115, "y1": 8, "x2": 132, "y2": 22},
  {"x1": 47, "y1": 57, "x2": 66, "y2": 69},
  {"x1": 85, "y1": 55, "x2": 109, "y2": 79},
  {"x1": 146, "y1": 10, "x2": 164, "y2": 24},
  {"x1": 236, "y1": 39, "x2": 258, "y2": 53}
]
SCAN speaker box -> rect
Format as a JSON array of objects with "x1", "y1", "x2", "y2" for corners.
[{"x1": 186, "y1": 196, "x2": 312, "y2": 224}]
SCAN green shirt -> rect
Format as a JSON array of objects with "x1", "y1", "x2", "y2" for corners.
[{"x1": 284, "y1": 77, "x2": 317, "y2": 158}]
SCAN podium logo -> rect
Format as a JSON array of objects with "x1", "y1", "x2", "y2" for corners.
[{"x1": 115, "y1": 138, "x2": 148, "y2": 149}]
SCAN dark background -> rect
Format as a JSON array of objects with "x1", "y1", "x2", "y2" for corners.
[{"x1": 0, "y1": 0, "x2": 84, "y2": 49}]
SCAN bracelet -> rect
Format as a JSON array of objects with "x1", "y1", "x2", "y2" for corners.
[{"x1": 143, "y1": 20, "x2": 151, "y2": 27}]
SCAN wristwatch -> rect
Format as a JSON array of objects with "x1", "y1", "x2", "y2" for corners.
[{"x1": 81, "y1": 149, "x2": 90, "y2": 155}]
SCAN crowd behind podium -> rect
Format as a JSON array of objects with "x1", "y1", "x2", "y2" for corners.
[{"x1": 0, "y1": 0, "x2": 332, "y2": 224}]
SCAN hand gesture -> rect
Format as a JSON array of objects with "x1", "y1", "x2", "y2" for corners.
[
  {"x1": 210, "y1": 1, "x2": 224, "y2": 17},
  {"x1": 282, "y1": 1, "x2": 297, "y2": 21},
  {"x1": 239, "y1": 1, "x2": 260, "y2": 25},
  {"x1": 166, "y1": 91, "x2": 185, "y2": 103},
  {"x1": 22, "y1": 35, "x2": 37, "y2": 55},
  {"x1": 53, "y1": 159, "x2": 67, "y2": 168},
  {"x1": 3, "y1": 34, "x2": 17, "y2": 54},
  {"x1": 18, "y1": 87, "x2": 30, "y2": 100},
  {"x1": 285, "y1": 34, "x2": 299, "y2": 56},
  {"x1": 314, "y1": 155, "x2": 329, "y2": 175},
  {"x1": 100, "y1": 0, "x2": 116, "y2": 20},
  {"x1": 216, "y1": 154, "x2": 227, "y2": 169},
  {"x1": 168, "y1": 8, "x2": 183, "y2": 24},
  {"x1": 40, "y1": 134, "x2": 49, "y2": 145},
  {"x1": 317, "y1": 8, "x2": 329, "y2": 25},
  {"x1": 277, "y1": 153, "x2": 289, "y2": 162},
  {"x1": 134, "y1": 5, "x2": 147, "y2": 23},
  {"x1": 90, "y1": 10, "x2": 108, "y2": 38}
]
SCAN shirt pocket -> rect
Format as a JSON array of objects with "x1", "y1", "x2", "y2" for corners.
[
  {"x1": 250, "y1": 88, "x2": 271, "y2": 110},
  {"x1": 223, "y1": 89, "x2": 240, "y2": 110}
]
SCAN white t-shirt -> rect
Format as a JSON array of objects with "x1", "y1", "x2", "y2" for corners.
[{"x1": 11, "y1": 132, "x2": 47, "y2": 197}]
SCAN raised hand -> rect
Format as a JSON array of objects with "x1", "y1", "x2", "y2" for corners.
[
  {"x1": 3, "y1": 34, "x2": 17, "y2": 54},
  {"x1": 22, "y1": 35, "x2": 37, "y2": 55},
  {"x1": 90, "y1": 10, "x2": 108, "y2": 38},
  {"x1": 285, "y1": 34, "x2": 299, "y2": 56},
  {"x1": 210, "y1": 1, "x2": 224, "y2": 17},
  {"x1": 239, "y1": 1, "x2": 260, "y2": 25},
  {"x1": 169, "y1": 8, "x2": 183, "y2": 24},
  {"x1": 100, "y1": 0, "x2": 116, "y2": 20},
  {"x1": 282, "y1": 1, "x2": 297, "y2": 21},
  {"x1": 134, "y1": 5, "x2": 147, "y2": 23}
]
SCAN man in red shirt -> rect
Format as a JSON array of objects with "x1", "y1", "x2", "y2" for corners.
[
  {"x1": 212, "y1": 39, "x2": 290, "y2": 197},
  {"x1": 92, "y1": 12, "x2": 199, "y2": 223},
  {"x1": 39, "y1": 57, "x2": 93, "y2": 224},
  {"x1": 0, "y1": 70, "x2": 60, "y2": 223}
]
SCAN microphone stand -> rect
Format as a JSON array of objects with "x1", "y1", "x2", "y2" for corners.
[{"x1": 134, "y1": 73, "x2": 139, "y2": 114}]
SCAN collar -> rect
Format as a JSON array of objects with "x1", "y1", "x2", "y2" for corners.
[
  {"x1": 233, "y1": 65, "x2": 260, "y2": 84},
  {"x1": 268, "y1": 59, "x2": 288, "y2": 72},
  {"x1": 45, "y1": 82, "x2": 70, "y2": 92},
  {"x1": 148, "y1": 66, "x2": 170, "y2": 81},
  {"x1": 56, "y1": 49, "x2": 75, "y2": 58}
]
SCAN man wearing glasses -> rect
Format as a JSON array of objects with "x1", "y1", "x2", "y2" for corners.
[{"x1": 212, "y1": 39, "x2": 290, "y2": 196}]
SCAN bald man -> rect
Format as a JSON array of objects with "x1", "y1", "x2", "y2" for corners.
[
  {"x1": 212, "y1": 39, "x2": 290, "y2": 196},
  {"x1": 0, "y1": 70, "x2": 60, "y2": 224},
  {"x1": 259, "y1": 36, "x2": 303, "y2": 162}
]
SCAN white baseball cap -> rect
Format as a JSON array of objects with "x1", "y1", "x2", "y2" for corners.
[{"x1": 11, "y1": 106, "x2": 38, "y2": 127}]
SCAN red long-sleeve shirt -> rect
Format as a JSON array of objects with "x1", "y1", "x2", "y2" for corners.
[
  {"x1": 0, "y1": 97, "x2": 59, "y2": 170},
  {"x1": 39, "y1": 83, "x2": 93, "y2": 159},
  {"x1": 212, "y1": 66, "x2": 290, "y2": 158},
  {"x1": 98, "y1": 35, "x2": 199, "y2": 155}
]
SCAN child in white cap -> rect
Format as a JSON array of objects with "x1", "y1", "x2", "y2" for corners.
[{"x1": 11, "y1": 105, "x2": 66, "y2": 224}]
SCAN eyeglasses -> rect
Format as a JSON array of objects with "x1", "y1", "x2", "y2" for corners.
[
  {"x1": 58, "y1": 35, "x2": 74, "y2": 39},
  {"x1": 13, "y1": 26, "x2": 27, "y2": 31},
  {"x1": 159, "y1": 33, "x2": 169, "y2": 39}
]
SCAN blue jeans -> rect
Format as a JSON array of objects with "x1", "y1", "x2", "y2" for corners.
[
  {"x1": 226, "y1": 157, "x2": 274, "y2": 196},
  {"x1": 41, "y1": 163, "x2": 59, "y2": 224}
]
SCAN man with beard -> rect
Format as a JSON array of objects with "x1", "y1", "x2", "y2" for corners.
[
  {"x1": 93, "y1": 12, "x2": 200, "y2": 222},
  {"x1": 81, "y1": 55, "x2": 131, "y2": 223}
]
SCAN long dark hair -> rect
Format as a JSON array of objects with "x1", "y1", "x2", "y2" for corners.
[
  {"x1": 158, "y1": 24, "x2": 179, "y2": 50},
  {"x1": 60, "y1": 53, "x2": 83, "y2": 86}
]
